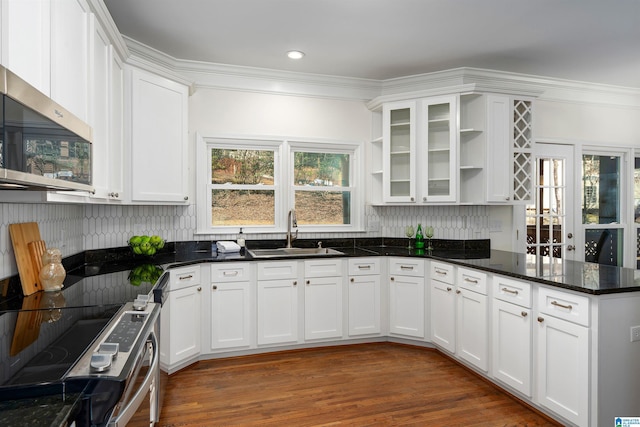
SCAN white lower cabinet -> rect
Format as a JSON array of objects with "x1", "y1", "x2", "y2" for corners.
[
  {"x1": 456, "y1": 268, "x2": 488, "y2": 371},
  {"x1": 536, "y1": 287, "x2": 589, "y2": 426},
  {"x1": 160, "y1": 266, "x2": 202, "y2": 370},
  {"x1": 209, "y1": 263, "x2": 252, "y2": 351},
  {"x1": 431, "y1": 264, "x2": 488, "y2": 372},
  {"x1": 430, "y1": 262, "x2": 456, "y2": 351},
  {"x1": 389, "y1": 258, "x2": 425, "y2": 339},
  {"x1": 304, "y1": 258, "x2": 343, "y2": 340},
  {"x1": 257, "y1": 261, "x2": 299, "y2": 346},
  {"x1": 491, "y1": 276, "x2": 532, "y2": 396},
  {"x1": 347, "y1": 258, "x2": 381, "y2": 336}
]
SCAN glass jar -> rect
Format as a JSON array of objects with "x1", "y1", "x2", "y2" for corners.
[{"x1": 39, "y1": 248, "x2": 66, "y2": 292}]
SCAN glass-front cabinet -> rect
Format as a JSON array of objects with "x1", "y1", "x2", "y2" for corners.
[
  {"x1": 420, "y1": 96, "x2": 458, "y2": 203},
  {"x1": 382, "y1": 101, "x2": 416, "y2": 202}
]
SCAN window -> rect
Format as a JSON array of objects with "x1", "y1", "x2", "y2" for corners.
[
  {"x1": 210, "y1": 148, "x2": 276, "y2": 226},
  {"x1": 581, "y1": 153, "x2": 624, "y2": 266},
  {"x1": 292, "y1": 150, "x2": 352, "y2": 226},
  {"x1": 197, "y1": 135, "x2": 362, "y2": 234}
]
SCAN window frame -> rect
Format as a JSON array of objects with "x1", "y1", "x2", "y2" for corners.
[
  {"x1": 288, "y1": 139, "x2": 363, "y2": 232},
  {"x1": 196, "y1": 134, "x2": 364, "y2": 235}
]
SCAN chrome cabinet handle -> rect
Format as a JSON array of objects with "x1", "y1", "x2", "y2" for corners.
[
  {"x1": 435, "y1": 269, "x2": 447, "y2": 276},
  {"x1": 358, "y1": 265, "x2": 371, "y2": 270},
  {"x1": 223, "y1": 271, "x2": 239, "y2": 276},
  {"x1": 464, "y1": 277, "x2": 479, "y2": 284},
  {"x1": 551, "y1": 300, "x2": 573, "y2": 310},
  {"x1": 197, "y1": 287, "x2": 202, "y2": 292},
  {"x1": 521, "y1": 311, "x2": 528, "y2": 317},
  {"x1": 446, "y1": 287, "x2": 452, "y2": 292},
  {"x1": 501, "y1": 287, "x2": 519, "y2": 295},
  {"x1": 455, "y1": 289, "x2": 461, "y2": 294}
]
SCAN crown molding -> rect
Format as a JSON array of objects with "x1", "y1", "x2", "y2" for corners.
[
  {"x1": 87, "y1": 0, "x2": 129, "y2": 60},
  {"x1": 120, "y1": 36, "x2": 640, "y2": 108}
]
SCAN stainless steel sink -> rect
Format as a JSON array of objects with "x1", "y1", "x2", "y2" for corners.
[{"x1": 248, "y1": 247, "x2": 344, "y2": 258}]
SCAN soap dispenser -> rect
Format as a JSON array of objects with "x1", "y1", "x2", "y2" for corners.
[{"x1": 237, "y1": 228, "x2": 245, "y2": 249}]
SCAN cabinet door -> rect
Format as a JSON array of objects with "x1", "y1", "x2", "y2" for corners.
[
  {"x1": 382, "y1": 101, "x2": 416, "y2": 203},
  {"x1": 161, "y1": 285, "x2": 201, "y2": 366},
  {"x1": 486, "y1": 94, "x2": 511, "y2": 202},
  {"x1": 50, "y1": 0, "x2": 89, "y2": 122},
  {"x1": 304, "y1": 276, "x2": 343, "y2": 340},
  {"x1": 108, "y1": 50, "x2": 124, "y2": 199},
  {"x1": 128, "y1": 67, "x2": 188, "y2": 203},
  {"x1": 389, "y1": 275, "x2": 424, "y2": 338},
  {"x1": 210, "y1": 281, "x2": 251, "y2": 350},
  {"x1": 456, "y1": 288, "x2": 488, "y2": 371},
  {"x1": 348, "y1": 275, "x2": 381, "y2": 336},
  {"x1": 430, "y1": 280, "x2": 456, "y2": 352},
  {"x1": 536, "y1": 315, "x2": 589, "y2": 426},
  {"x1": 421, "y1": 95, "x2": 458, "y2": 203},
  {"x1": 257, "y1": 279, "x2": 298, "y2": 345},
  {"x1": 1, "y1": 0, "x2": 51, "y2": 95},
  {"x1": 88, "y1": 17, "x2": 111, "y2": 199},
  {"x1": 492, "y1": 299, "x2": 531, "y2": 396}
]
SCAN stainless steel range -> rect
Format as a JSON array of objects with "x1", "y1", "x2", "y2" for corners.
[
  {"x1": 66, "y1": 298, "x2": 161, "y2": 427},
  {"x1": 0, "y1": 262, "x2": 168, "y2": 427}
]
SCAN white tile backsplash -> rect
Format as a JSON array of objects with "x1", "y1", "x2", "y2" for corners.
[{"x1": 1, "y1": 202, "x2": 488, "y2": 279}]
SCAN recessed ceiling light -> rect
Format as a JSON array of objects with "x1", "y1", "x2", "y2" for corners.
[{"x1": 287, "y1": 50, "x2": 305, "y2": 60}]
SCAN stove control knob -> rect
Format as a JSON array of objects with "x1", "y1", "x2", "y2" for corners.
[
  {"x1": 90, "y1": 353, "x2": 112, "y2": 373},
  {"x1": 99, "y1": 342, "x2": 119, "y2": 360}
]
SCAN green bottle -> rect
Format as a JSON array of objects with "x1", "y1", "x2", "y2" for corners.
[{"x1": 415, "y1": 224, "x2": 424, "y2": 249}]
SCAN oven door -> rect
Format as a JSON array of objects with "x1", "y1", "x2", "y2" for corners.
[{"x1": 107, "y1": 324, "x2": 160, "y2": 426}]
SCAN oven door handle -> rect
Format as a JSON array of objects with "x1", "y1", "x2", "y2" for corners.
[{"x1": 108, "y1": 330, "x2": 159, "y2": 427}]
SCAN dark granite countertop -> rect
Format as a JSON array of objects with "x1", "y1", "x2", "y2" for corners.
[
  {"x1": 1, "y1": 238, "x2": 637, "y2": 313},
  {"x1": 116, "y1": 238, "x2": 639, "y2": 295},
  {"x1": 0, "y1": 392, "x2": 81, "y2": 427}
]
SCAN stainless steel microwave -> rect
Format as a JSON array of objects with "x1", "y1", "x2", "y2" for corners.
[{"x1": 0, "y1": 65, "x2": 94, "y2": 192}]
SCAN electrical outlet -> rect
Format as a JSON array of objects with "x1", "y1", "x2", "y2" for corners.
[{"x1": 631, "y1": 325, "x2": 640, "y2": 342}]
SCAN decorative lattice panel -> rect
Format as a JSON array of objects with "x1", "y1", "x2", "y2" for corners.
[{"x1": 512, "y1": 99, "x2": 533, "y2": 201}]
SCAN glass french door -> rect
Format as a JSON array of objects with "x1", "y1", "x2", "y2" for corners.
[{"x1": 526, "y1": 143, "x2": 575, "y2": 261}]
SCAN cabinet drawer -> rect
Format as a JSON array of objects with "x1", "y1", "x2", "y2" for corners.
[
  {"x1": 430, "y1": 261, "x2": 454, "y2": 285},
  {"x1": 389, "y1": 257, "x2": 424, "y2": 277},
  {"x1": 304, "y1": 259, "x2": 343, "y2": 278},
  {"x1": 538, "y1": 287, "x2": 590, "y2": 327},
  {"x1": 457, "y1": 267, "x2": 487, "y2": 295},
  {"x1": 348, "y1": 258, "x2": 381, "y2": 276},
  {"x1": 493, "y1": 276, "x2": 531, "y2": 308},
  {"x1": 257, "y1": 261, "x2": 298, "y2": 280},
  {"x1": 211, "y1": 262, "x2": 251, "y2": 283},
  {"x1": 169, "y1": 265, "x2": 201, "y2": 290}
]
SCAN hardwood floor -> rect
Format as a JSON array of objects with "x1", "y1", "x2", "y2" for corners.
[{"x1": 158, "y1": 343, "x2": 560, "y2": 426}]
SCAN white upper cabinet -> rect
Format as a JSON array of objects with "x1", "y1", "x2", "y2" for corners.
[
  {"x1": 50, "y1": 0, "x2": 90, "y2": 122},
  {"x1": 459, "y1": 94, "x2": 534, "y2": 204},
  {"x1": 0, "y1": 0, "x2": 51, "y2": 95},
  {"x1": 382, "y1": 101, "x2": 416, "y2": 203},
  {"x1": 419, "y1": 95, "x2": 458, "y2": 203},
  {"x1": 1, "y1": 0, "x2": 90, "y2": 122},
  {"x1": 370, "y1": 91, "x2": 534, "y2": 206},
  {"x1": 126, "y1": 66, "x2": 189, "y2": 204}
]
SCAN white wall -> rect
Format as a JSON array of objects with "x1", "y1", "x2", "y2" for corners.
[
  {"x1": 535, "y1": 98, "x2": 640, "y2": 146},
  {"x1": 189, "y1": 88, "x2": 372, "y2": 141}
]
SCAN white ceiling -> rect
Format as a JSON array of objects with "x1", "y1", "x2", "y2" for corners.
[{"x1": 103, "y1": 0, "x2": 640, "y2": 88}]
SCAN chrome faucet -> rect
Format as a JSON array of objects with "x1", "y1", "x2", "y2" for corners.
[{"x1": 286, "y1": 209, "x2": 298, "y2": 248}]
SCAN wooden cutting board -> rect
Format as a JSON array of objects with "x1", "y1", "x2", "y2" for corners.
[{"x1": 9, "y1": 222, "x2": 43, "y2": 295}]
